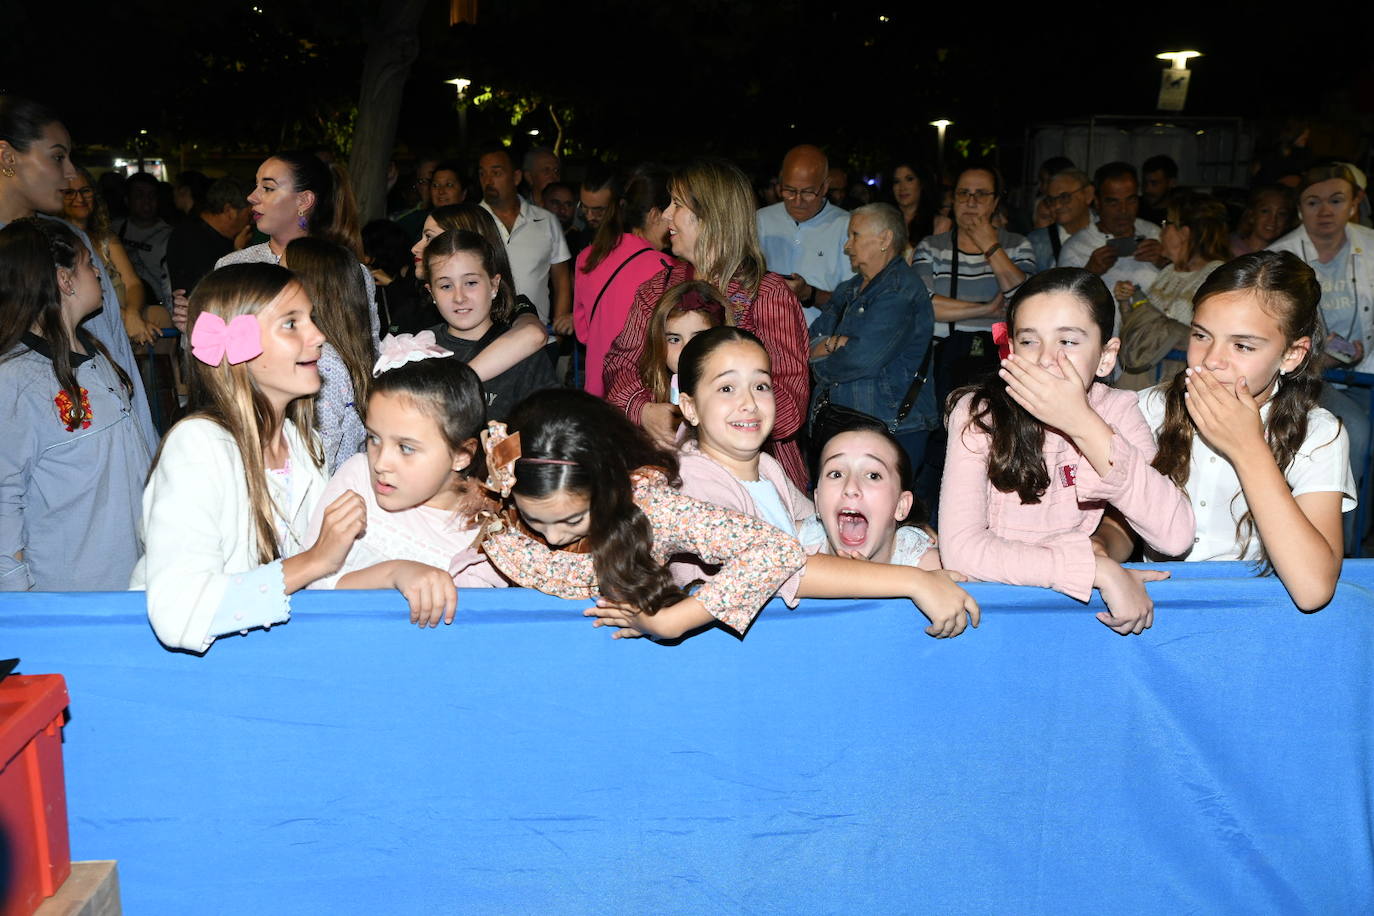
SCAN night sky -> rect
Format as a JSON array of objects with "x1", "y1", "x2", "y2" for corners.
[{"x1": 5, "y1": 0, "x2": 1371, "y2": 178}]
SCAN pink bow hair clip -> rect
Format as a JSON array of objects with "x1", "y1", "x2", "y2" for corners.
[
  {"x1": 372, "y1": 331, "x2": 454, "y2": 377},
  {"x1": 991, "y1": 321, "x2": 1011, "y2": 361},
  {"x1": 191, "y1": 313, "x2": 263, "y2": 366}
]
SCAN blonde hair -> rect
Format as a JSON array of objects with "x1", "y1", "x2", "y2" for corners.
[
  {"x1": 671, "y1": 159, "x2": 766, "y2": 298},
  {"x1": 170, "y1": 263, "x2": 324, "y2": 564}
]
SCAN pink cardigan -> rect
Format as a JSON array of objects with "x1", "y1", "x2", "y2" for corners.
[
  {"x1": 573, "y1": 234, "x2": 673, "y2": 397},
  {"x1": 674, "y1": 440, "x2": 814, "y2": 606},
  {"x1": 939, "y1": 384, "x2": 1195, "y2": 600}
]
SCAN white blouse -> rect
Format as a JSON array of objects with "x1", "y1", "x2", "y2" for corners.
[{"x1": 1138, "y1": 386, "x2": 1356, "y2": 562}]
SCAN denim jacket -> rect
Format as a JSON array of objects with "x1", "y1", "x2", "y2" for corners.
[{"x1": 809, "y1": 258, "x2": 937, "y2": 433}]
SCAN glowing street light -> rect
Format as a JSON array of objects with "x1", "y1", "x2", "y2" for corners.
[
  {"x1": 1156, "y1": 50, "x2": 1202, "y2": 71},
  {"x1": 1155, "y1": 51, "x2": 1201, "y2": 111},
  {"x1": 445, "y1": 77, "x2": 472, "y2": 97},
  {"x1": 446, "y1": 77, "x2": 473, "y2": 151},
  {"x1": 930, "y1": 119, "x2": 952, "y2": 171}
]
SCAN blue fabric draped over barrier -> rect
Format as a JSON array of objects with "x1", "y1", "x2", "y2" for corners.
[{"x1": 3, "y1": 561, "x2": 1373, "y2": 915}]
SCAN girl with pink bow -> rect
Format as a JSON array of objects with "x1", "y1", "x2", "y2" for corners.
[{"x1": 133, "y1": 263, "x2": 367, "y2": 652}]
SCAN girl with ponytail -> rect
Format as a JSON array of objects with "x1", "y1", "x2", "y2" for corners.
[{"x1": 1140, "y1": 250, "x2": 1354, "y2": 610}]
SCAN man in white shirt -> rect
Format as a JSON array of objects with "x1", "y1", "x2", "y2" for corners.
[
  {"x1": 478, "y1": 146, "x2": 572, "y2": 334},
  {"x1": 1058, "y1": 162, "x2": 1166, "y2": 306},
  {"x1": 756, "y1": 144, "x2": 853, "y2": 326}
]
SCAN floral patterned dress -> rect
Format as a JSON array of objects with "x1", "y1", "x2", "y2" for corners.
[{"x1": 479, "y1": 469, "x2": 806, "y2": 634}]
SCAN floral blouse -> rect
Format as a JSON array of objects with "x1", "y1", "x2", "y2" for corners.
[{"x1": 479, "y1": 469, "x2": 806, "y2": 634}]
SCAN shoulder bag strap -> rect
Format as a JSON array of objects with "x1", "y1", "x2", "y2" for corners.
[
  {"x1": 587, "y1": 247, "x2": 656, "y2": 327},
  {"x1": 946, "y1": 224, "x2": 959, "y2": 336},
  {"x1": 892, "y1": 337, "x2": 936, "y2": 428}
]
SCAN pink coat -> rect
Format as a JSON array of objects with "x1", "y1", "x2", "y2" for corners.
[
  {"x1": 939, "y1": 384, "x2": 1195, "y2": 600},
  {"x1": 674, "y1": 440, "x2": 814, "y2": 606},
  {"x1": 573, "y1": 234, "x2": 672, "y2": 397}
]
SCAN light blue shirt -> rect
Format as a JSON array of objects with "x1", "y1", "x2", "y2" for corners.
[
  {"x1": 757, "y1": 201, "x2": 854, "y2": 325},
  {"x1": 740, "y1": 477, "x2": 796, "y2": 536}
]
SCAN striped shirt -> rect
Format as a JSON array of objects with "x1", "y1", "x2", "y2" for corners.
[{"x1": 913, "y1": 229, "x2": 1036, "y2": 336}]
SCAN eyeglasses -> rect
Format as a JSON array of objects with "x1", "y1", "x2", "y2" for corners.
[
  {"x1": 778, "y1": 186, "x2": 822, "y2": 202},
  {"x1": 954, "y1": 189, "x2": 997, "y2": 203},
  {"x1": 61, "y1": 187, "x2": 95, "y2": 200},
  {"x1": 1044, "y1": 186, "x2": 1086, "y2": 206},
  {"x1": 577, "y1": 202, "x2": 608, "y2": 218}
]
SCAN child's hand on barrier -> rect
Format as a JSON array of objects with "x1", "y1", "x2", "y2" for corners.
[
  {"x1": 1093, "y1": 554, "x2": 1168, "y2": 635},
  {"x1": 391, "y1": 560, "x2": 458, "y2": 627},
  {"x1": 910, "y1": 569, "x2": 980, "y2": 638}
]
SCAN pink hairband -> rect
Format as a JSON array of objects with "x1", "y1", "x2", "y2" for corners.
[
  {"x1": 191, "y1": 313, "x2": 263, "y2": 366},
  {"x1": 480, "y1": 421, "x2": 577, "y2": 499}
]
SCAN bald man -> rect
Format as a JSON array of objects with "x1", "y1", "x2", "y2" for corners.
[{"x1": 756, "y1": 144, "x2": 854, "y2": 325}]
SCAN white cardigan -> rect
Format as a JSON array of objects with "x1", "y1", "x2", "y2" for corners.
[{"x1": 131, "y1": 417, "x2": 328, "y2": 652}]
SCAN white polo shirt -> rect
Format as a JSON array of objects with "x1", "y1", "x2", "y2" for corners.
[
  {"x1": 1059, "y1": 218, "x2": 1162, "y2": 336},
  {"x1": 480, "y1": 197, "x2": 571, "y2": 323},
  {"x1": 1138, "y1": 386, "x2": 1356, "y2": 562},
  {"x1": 757, "y1": 200, "x2": 853, "y2": 325}
]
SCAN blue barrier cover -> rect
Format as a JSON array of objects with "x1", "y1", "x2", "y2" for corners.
[{"x1": 3, "y1": 561, "x2": 1373, "y2": 915}]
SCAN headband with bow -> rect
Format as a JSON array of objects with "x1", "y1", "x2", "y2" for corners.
[
  {"x1": 372, "y1": 331, "x2": 454, "y2": 377},
  {"x1": 479, "y1": 420, "x2": 577, "y2": 499},
  {"x1": 191, "y1": 313, "x2": 263, "y2": 366}
]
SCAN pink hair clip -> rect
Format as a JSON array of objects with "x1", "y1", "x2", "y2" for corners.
[
  {"x1": 372, "y1": 331, "x2": 454, "y2": 377},
  {"x1": 191, "y1": 313, "x2": 263, "y2": 366}
]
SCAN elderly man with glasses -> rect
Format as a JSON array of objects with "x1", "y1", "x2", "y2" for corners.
[
  {"x1": 1027, "y1": 168, "x2": 1095, "y2": 272},
  {"x1": 756, "y1": 144, "x2": 854, "y2": 325}
]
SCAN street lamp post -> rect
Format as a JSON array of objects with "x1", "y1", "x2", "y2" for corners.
[
  {"x1": 446, "y1": 77, "x2": 472, "y2": 152},
  {"x1": 1155, "y1": 50, "x2": 1201, "y2": 112},
  {"x1": 929, "y1": 119, "x2": 952, "y2": 178}
]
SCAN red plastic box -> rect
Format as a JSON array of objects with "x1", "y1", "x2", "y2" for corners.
[{"x1": 0, "y1": 674, "x2": 71, "y2": 916}]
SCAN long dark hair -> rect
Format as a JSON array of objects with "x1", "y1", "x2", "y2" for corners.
[
  {"x1": 506, "y1": 389, "x2": 684, "y2": 614},
  {"x1": 370, "y1": 357, "x2": 490, "y2": 519},
  {"x1": 284, "y1": 236, "x2": 376, "y2": 428},
  {"x1": 0, "y1": 219, "x2": 133, "y2": 429},
  {"x1": 422, "y1": 229, "x2": 515, "y2": 325},
  {"x1": 273, "y1": 151, "x2": 361, "y2": 257},
  {"x1": 948, "y1": 267, "x2": 1115, "y2": 504},
  {"x1": 1151, "y1": 251, "x2": 1325, "y2": 570},
  {"x1": 886, "y1": 158, "x2": 940, "y2": 245}
]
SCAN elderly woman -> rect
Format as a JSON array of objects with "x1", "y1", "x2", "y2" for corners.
[
  {"x1": 1270, "y1": 163, "x2": 1374, "y2": 544},
  {"x1": 603, "y1": 158, "x2": 811, "y2": 488},
  {"x1": 1114, "y1": 190, "x2": 1231, "y2": 388},
  {"x1": 810, "y1": 203, "x2": 937, "y2": 473}
]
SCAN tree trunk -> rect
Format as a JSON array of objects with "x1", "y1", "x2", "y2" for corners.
[{"x1": 351, "y1": 0, "x2": 430, "y2": 224}]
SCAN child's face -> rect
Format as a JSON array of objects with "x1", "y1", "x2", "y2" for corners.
[
  {"x1": 59, "y1": 248, "x2": 103, "y2": 322},
  {"x1": 1010, "y1": 291, "x2": 1118, "y2": 392},
  {"x1": 1188, "y1": 291, "x2": 1309, "y2": 406},
  {"x1": 815, "y1": 430, "x2": 912, "y2": 564},
  {"x1": 679, "y1": 340, "x2": 775, "y2": 464},
  {"x1": 428, "y1": 251, "x2": 498, "y2": 340},
  {"x1": 248, "y1": 283, "x2": 325, "y2": 412},
  {"x1": 513, "y1": 489, "x2": 591, "y2": 547},
  {"x1": 365, "y1": 390, "x2": 470, "y2": 513},
  {"x1": 663, "y1": 310, "x2": 715, "y2": 375}
]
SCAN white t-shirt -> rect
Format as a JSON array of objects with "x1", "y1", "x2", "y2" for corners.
[
  {"x1": 305, "y1": 454, "x2": 502, "y2": 589},
  {"x1": 742, "y1": 477, "x2": 799, "y2": 536},
  {"x1": 480, "y1": 198, "x2": 571, "y2": 323},
  {"x1": 1138, "y1": 386, "x2": 1356, "y2": 562},
  {"x1": 798, "y1": 516, "x2": 934, "y2": 567},
  {"x1": 1059, "y1": 218, "x2": 1162, "y2": 336}
]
